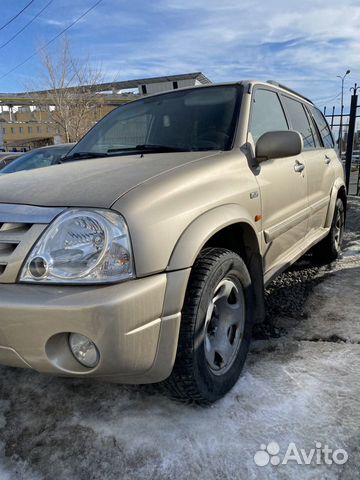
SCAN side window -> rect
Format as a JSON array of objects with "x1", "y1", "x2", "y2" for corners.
[
  {"x1": 249, "y1": 89, "x2": 288, "y2": 144},
  {"x1": 281, "y1": 96, "x2": 316, "y2": 149},
  {"x1": 304, "y1": 107, "x2": 322, "y2": 148},
  {"x1": 309, "y1": 106, "x2": 335, "y2": 148}
]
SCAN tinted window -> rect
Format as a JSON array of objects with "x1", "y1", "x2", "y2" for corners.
[
  {"x1": 309, "y1": 106, "x2": 334, "y2": 148},
  {"x1": 303, "y1": 107, "x2": 322, "y2": 148},
  {"x1": 249, "y1": 89, "x2": 288, "y2": 144},
  {"x1": 70, "y1": 86, "x2": 241, "y2": 155},
  {"x1": 282, "y1": 96, "x2": 316, "y2": 149}
]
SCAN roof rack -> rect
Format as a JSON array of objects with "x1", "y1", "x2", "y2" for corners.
[{"x1": 266, "y1": 80, "x2": 313, "y2": 104}]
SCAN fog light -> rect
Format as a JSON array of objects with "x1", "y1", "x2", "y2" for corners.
[
  {"x1": 69, "y1": 333, "x2": 99, "y2": 368},
  {"x1": 29, "y1": 256, "x2": 48, "y2": 278}
]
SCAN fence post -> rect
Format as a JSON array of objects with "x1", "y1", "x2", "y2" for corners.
[
  {"x1": 330, "y1": 106, "x2": 335, "y2": 129},
  {"x1": 338, "y1": 105, "x2": 344, "y2": 155},
  {"x1": 345, "y1": 83, "x2": 359, "y2": 192}
]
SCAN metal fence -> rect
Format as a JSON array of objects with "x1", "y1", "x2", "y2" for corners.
[{"x1": 324, "y1": 83, "x2": 360, "y2": 195}]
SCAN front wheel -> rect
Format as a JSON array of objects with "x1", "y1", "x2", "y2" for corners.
[{"x1": 163, "y1": 248, "x2": 254, "y2": 404}]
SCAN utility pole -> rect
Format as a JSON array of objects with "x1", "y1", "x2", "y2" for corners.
[
  {"x1": 337, "y1": 69, "x2": 350, "y2": 156},
  {"x1": 345, "y1": 83, "x2": 359, "y2": 192}
]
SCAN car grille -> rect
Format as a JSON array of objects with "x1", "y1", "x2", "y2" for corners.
[
  {"x1": 0, "y1": 204, "x2": 64, "y2": 284},
  {"x1": 0, "y1": 222, "x2": 48, "y2": 283}
]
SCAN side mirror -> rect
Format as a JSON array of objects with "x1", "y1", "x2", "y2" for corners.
[{"x1": 255, "y1": 130, "x2": 303, "y2": 162}]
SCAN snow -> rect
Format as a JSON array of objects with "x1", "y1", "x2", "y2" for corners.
[{"x1": 0, "y1": 197, "x2": 360, "y2": 479}]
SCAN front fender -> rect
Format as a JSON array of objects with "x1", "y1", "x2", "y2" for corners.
[{"x1": 167, "y1": 204, "x2": 260, "y2": 271}]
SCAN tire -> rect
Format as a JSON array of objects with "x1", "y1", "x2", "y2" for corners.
[
  {"x1": 163, "y1": 247, "x2": 254, "y2": 404},
  {"x1": 313, "y1": 198, "x2": 345, "y2": 263}
]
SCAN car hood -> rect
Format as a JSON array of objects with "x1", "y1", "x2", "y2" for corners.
[{"x1": 0, "y1": 152, "x2": 217, "y2": 209}]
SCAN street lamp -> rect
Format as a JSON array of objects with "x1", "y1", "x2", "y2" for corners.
[{"x1": 337, "y1": 69, "x2": 350, "y2": 155}]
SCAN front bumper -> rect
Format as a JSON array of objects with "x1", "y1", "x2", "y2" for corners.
[{"x1": 0, "y1": 270, "x2": 190, "y2": 383}]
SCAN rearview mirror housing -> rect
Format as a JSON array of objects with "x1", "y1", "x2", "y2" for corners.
[{"x1": 255, "y1": 130, "x2": 303, "y2": 162}]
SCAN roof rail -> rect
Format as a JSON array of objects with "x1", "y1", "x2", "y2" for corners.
[{"x1": 266, "y1": 80, "x2": 313, "y2": 104}]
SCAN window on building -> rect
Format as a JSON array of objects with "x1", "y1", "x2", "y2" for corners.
[
  {"x1": 249, "y1": 89, "x2": 288, "y2": 144},
  {"x1": 281, "y1": 96, "x2": 316, "y2": 149},
  {"x1": 10, "y1": 127, "x2": 14, "y2": 134},
  {"x1": 19, "y1": 127, "x2": 23, "y2": 134},
  {"x1": 37, "y1": 126, "x2": 41, "y2": 133},
  {"x1": 141, "y1": 85, "x2": 147, "y2": 94},
  {"x1": 173, "y1": 81, "x2": 178, "y2": 89},
  {"x1": 28, "y1": 126, "x2": 32, "y2": 134},
  {"x1": 2, "y1": 128, "x2": 5, "y2": 134}
]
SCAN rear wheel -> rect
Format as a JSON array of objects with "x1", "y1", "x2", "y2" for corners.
[
  {"x1": 313, "y1": 198, "x2": 345, "y2": 263},
  {"x1": 163, "y1": 247, "x2": 254, "y2": 404}
]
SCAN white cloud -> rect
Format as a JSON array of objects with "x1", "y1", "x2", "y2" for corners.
[
  {"x1": 22, "y1": 0, "x2": 360, "y2": 107},
  {"x1": 123, "y1": 0, "x2": 359, "y2": 104}
]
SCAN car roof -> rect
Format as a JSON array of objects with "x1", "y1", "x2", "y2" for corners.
[
  {"x1": 246, "y1": 80, "x2": 313, "y2": 105},
  {"x1": 131, "y1": 80, "x2": 314, "y2": 107}
]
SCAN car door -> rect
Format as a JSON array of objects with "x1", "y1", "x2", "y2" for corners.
[
  {"x1": 281, "y1": 96, "x2": 335, "y2": 237},
  {"x1": 248, "y1": 88, "x2": 308, "y2": 275},
  {"x1": 305, "y1": 105, "x2": 336, "y2": 234}
]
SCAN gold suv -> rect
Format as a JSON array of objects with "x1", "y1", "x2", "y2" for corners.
[{"x1": 0, "y1": 81, "x2": 346, "y2": 403}]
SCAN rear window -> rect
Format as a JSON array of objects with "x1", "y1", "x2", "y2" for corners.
[{"x1": 309, "y1": 106, "x2": 334, "y2": 148}]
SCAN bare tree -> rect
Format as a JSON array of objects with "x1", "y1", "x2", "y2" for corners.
[{"x1": 34, "y1": 37, "x2": 104, "y2": 142}]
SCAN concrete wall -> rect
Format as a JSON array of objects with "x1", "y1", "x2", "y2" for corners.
[{"x1": 144, "y1": 78, "x2": 200, "y2": 95}]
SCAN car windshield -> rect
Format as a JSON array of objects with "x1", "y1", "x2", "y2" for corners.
[
  {"x1": 1, "y1": 145, "x2": 73, "y2": 174},
  {"x1": 67, "y1": 86, "x2": 241, "y2": 158}
]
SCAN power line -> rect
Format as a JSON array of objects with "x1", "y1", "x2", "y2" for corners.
[
  {"x1": 0, "y1": 0, "x2": 104, "y2": 81},
  {"x1": 314, "y1": 91, "x2": 341, "y2": 102},
  {"x1": 0, "y1": 0, "x2": 36, "y2": 32},
  {"x1": 0, "y1": 0, "x2": 54, "y2": 51},
  {"x1": 316, "y1": 92, "x2": 342, "y2": 108}
]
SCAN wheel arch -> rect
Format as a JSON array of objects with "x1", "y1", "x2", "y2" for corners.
[
  {"x1": 325, "y1": 180, "x2": 347, "y2": 228},
  {"x1": 337, "y1": 185, "x2": 347, "y2": 219},
  {"x1": 167, "y1": 205, "x2": 265, "y2": 323}
]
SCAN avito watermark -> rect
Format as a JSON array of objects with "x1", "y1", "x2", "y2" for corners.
[{"x1": 254, "y1": 441, "x2": 348, "y2": 467}]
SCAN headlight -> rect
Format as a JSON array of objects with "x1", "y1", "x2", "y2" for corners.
[{"x1": 20, "y1": 209, "x2": 134, "y2": 284}]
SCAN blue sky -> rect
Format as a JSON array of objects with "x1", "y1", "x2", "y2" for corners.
[{"x1": 0, "y1": 0, "x2": 359, "y2": 109}]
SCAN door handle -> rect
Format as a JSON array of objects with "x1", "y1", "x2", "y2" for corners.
[
  {"x1": 325, "y1": 155, "x2": 331, "y2": 164},
  {"x1": 294, "y1": 160, "x2": 305, "y2": 173}
]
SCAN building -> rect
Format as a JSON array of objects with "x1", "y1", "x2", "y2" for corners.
[{"x1": 0, "y1": 72, "x2": 211, "y2": 151}]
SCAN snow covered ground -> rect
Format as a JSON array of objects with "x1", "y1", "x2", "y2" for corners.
[{"x1": 1, "y1": 198, "x2": 360, "y2": 480}]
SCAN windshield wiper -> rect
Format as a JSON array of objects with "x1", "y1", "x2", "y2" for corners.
[
  {"x1": 61, "y1": 145, "x2": 189, "y2": 162},
  {"x1": 61, "y1": 151, "x2": 108, "y2": 162},
  {"x1": 108, "y1": 144, "x2": 189, "y2": 154}
]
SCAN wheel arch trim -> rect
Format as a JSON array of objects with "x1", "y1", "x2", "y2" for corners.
[
  {"x1": 325, "y1": 179, "x2": 347, "y2": 228},
  {"x1": 167, "y1": 204, "x2": 260, "y2": 271}
]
